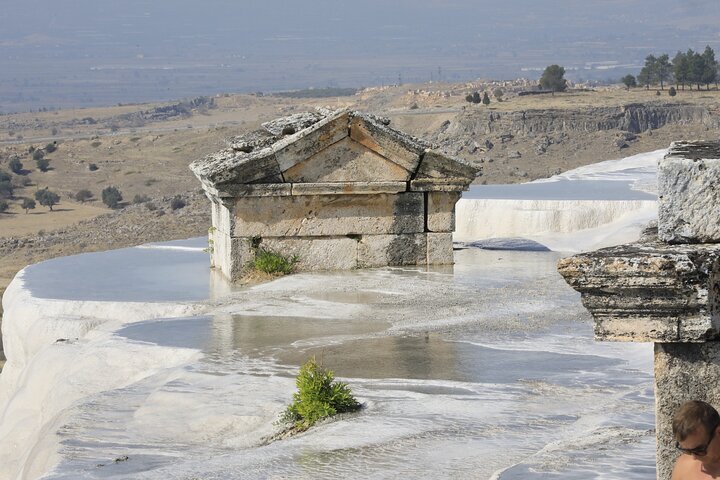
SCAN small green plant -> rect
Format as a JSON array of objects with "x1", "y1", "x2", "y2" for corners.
[
  {"x1": 282, "y1": 357, "x2": 361, "y2": 431},
  {"x1": 252, "y1": 248, "x2": 298, "y2": 275},
  {"x1": 204, "y1": 226, "x2": 216, "y2": 255}
]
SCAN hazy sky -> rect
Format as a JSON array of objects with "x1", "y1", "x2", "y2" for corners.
[{"x1": 1, "y1": 0, "x2": 719, "y2": 110}]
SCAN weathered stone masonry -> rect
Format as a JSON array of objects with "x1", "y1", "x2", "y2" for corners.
[
  {"x1": 190, "y1": 109, "x2": 479, "y2": 280},
  {"x1": 558, "y1": 141, "x2": 720, "y2": 480}
]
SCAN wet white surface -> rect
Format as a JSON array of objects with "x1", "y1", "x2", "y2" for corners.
[
  {"x1": 455, "y1": 149, "x2": 663, "y2": 251},
  {"x1": 0, "y1": 247, "x2": 654, "y2": 480},
  {"x1": 0, "y1": 151, "x2": 663, "y2": 479}
]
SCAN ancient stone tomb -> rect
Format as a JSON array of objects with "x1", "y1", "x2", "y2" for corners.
[{"x1": 190, "y1": 109, "x2": 479, "y2": 280}]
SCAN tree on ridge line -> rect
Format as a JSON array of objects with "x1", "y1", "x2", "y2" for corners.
[{"x1": 539, "y1": 65, "x2": 567, "y2": 93}]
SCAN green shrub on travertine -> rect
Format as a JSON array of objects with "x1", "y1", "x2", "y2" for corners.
[
  {"x1": 282, "y1": 358, "x2": 361, "y2": 431},
  {"x1": 252, "y1": 248, "x2": 298, "y2": 275}
]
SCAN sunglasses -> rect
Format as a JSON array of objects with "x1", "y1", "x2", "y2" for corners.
[{"x1": 677, "y1": 425, "x2": 717, "y2": 456}]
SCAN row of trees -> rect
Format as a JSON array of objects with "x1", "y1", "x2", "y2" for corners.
[
  {"x1": 633, "y1": 47, "x2": 718, "y2": 90},
  {"x1": 465, "y1": 91, "x2": 491, "y2": 105},
  {"x1": 0, "y1": 179, "x2": 125, "y2": 214}
]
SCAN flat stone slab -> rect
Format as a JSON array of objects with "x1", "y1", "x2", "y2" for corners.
[
  {"x1": 557, "y1": 239, "x2": 720, "y2": 342},
  {"x1": 410, "y1": 178, "x2": 472, "y2": 192},
  {"x1": 659, "y1": 140, "x2": 720, "y2": 243},
  {"x1": 206, "y1": 183, "x2": 293, "y2": 198},
  {"x1": 290, "y1": 182, "x2": 407, "y2": 196}
]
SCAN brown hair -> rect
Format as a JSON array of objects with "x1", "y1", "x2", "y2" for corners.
[{"x1": 673, "y1": 400, "x2": 720, "y2": 441}]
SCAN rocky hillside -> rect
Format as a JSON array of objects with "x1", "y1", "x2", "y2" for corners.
[{"x1": 429, "y1": 102, "x2": 720, "y2": 183}]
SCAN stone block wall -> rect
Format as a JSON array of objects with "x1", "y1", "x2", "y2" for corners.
[{"x1": 212, "y1": 190, "x2": 461, "y2": 280}]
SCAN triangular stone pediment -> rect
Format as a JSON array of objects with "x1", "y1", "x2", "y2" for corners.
[
  {"x1": 190, "y1": 109, "x2": 480, "y2": 193},
  {"x1": 283, "y1": 136, "x2": 412, "y2": 183}
]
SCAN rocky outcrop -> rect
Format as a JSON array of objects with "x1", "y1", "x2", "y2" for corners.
[
  {"x1": 446, "y1": 102, "x2": 716, "y2": 137},
  {"x1": 106, "y1": 97, "x2": 216, "y2": 128}
]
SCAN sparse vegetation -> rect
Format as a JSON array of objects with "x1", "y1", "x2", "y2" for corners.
[
  {"x1": 273, "y1": 87, "x2": 358, "y2": 98},
  {"x1": 170, "y1": 196, "x2": 186, "y2": 210},
  {"x1": 482, "y1": 92, "x2": 491, "y2": 105},
  {"x1": 36, "y1": 157, "x2": 50, "y2": 172},
  {"x1": 252, "y1": 248, "x2": 299, "y2": 275},
  {"x1": 0, "y1": 199, "x2": 8, "y2": 213},
  {"x1": 669, "y1": 86, "x2": 677, "y2": 97},
  {"x1": 539, "y1": 65, "x2": 567, "y2": 92},
  {"x1": 133, "y1": 194, "x2": 151, "y2": 204},
  {"x1": 21, "y1": 198, "x2": 35, "y2": 213},
  {"x1": 9, "y1": 158, "x2": 23, "y2": 174},
  {"x1": 35, "y1": 189, "x2": 60, "y2": 211},
  {"x1": 32, "y1": 150, "x2": 44, "y2": 161},
  {"x1": 88, "y1": 163, "x2": 99, "y2": 171},
  {"x1": 13, "y1": 176, "x2": 32, "y2": 187},
  {"x1": 45, "y1": 143, "x2": 57, "y2": 153},
  {"x1": 281, "y1": 357, "x2": 361, "y2": 431},
  {"x1": 204, "y1": 226, "x2": 216, "y2": 256},
  {"x1": 101, "y1": 186, "x2": 123, "y2": 209},
  {"x1": 0, "y1": 171, "x2": 14, "y2": 199},
  {"x1": 636, "y1": 46, "x2": 718, "y2": 91},
  {"x1": 75, "y1": 189, "x2": 93, "y2": 203},
  {"x1": 621, "y1": 74, "x2": 637, "y2": 89}
]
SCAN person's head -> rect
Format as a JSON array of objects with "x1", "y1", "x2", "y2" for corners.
[{"x1": 673, "y1": 400, "x2": 720, "y2": 459}]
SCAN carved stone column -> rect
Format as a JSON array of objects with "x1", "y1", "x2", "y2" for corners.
[{"x1": 558, "y1": 141, "x2": 720, "y2": 480}]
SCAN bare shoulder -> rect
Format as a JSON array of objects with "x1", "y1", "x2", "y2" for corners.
[{"x1": 672, "y1": 454, "x2": 696, "y2": 480}]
